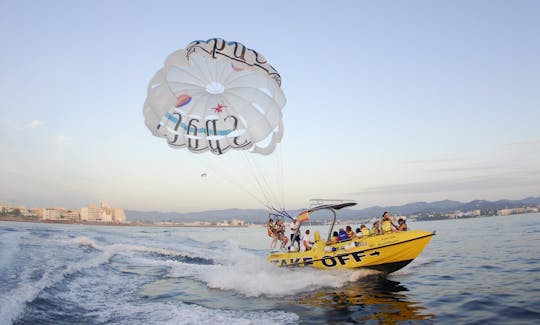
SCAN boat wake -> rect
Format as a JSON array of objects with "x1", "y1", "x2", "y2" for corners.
[
  {"x1": 59, "y1": 235, "x2": 378, "y2": 298},
  {"x1": 0, "y1": 225, "x2": 378, "y2": 324}
]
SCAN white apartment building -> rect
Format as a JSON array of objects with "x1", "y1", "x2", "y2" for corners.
[
  {"x1": 80, "y1": 202, "x2": 126, "y2": 223},
  {"x1": 43, "y1": 208, "x2": 61, "y2": 220}
]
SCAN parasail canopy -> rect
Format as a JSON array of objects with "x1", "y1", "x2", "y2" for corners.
[{"x1": 143, "y1": 38, "x2": 286, "y2": 155}]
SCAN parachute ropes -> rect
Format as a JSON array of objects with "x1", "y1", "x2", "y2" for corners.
[{"x1": 143, "y1": 38, "x2": 287, "y2": 208}]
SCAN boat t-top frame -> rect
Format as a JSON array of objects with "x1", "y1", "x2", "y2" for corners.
[
  {"x1": 308, "y1": 199, "x2": 357, "y2": 242},
  {"x1": 267, "y1": 199, "x2": 357, "y2": 242}
]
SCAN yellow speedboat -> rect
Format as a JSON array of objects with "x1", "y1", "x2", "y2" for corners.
[{"x1": 267, "y1": 202, "x2": 435, "y2": 274}]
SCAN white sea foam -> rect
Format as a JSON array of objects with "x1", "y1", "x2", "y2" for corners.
[
  {"x1": 0, "y1": 231, "x2": 22, "y2": 273},
  {"x1": 162, "y1": 240, "x2": 377, "y2": 297},
  {"x1": 83, "y1": 236, "x2": 376, "y2": 298},
  {"x1": 46, "y1": 263, "x2": 299, "y2": 325},
  {"x1": 86, "y1": 300, "x2": 299, "y2": 325},
  {"x1": 0, "y1": 249, "x2": 113, "y2": 324},
  {"x1": 59, "y1": 235, "x2": 222, "y2": 263},
  {"x1": 54, "y1": 232, "x2": 381, "y2": 300}
]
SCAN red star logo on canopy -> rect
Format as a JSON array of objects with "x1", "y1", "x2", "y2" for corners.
[{"x1": 213, "y1": 103, "x2": 226, "y2": 113}]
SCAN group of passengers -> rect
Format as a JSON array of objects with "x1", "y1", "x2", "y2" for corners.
[
  {"x1": 267, "y1": 211, "x2": 408, "y2": 250},
  {"x1": 327, "y1": 211, "x2": 408, "y2": 244},
  {"x1": 266, "y1": 218, "x2": 314, "y2": 251}
]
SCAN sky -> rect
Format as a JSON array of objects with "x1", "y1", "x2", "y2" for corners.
[{"x1": 1, "y1": 0, "x2": 539, "y2": 213}]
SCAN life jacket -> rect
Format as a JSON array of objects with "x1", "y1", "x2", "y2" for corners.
[
  {"x1": 267, "y1": 223, "x2": 275, "y2": 237},
  {"x1": 346, "y1": 230, "x2": 354, "y2": 238},
  {"x1": 381, "y1": 220, "x2": 392, "y2": 233},
  {"x1": 361, "y1": 228, "x2": 370, "y2": 236}
]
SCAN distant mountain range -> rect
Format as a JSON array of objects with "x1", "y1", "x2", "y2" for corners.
[{"x1": 125, "y1": 196, "x2": 540, "y2": 223}]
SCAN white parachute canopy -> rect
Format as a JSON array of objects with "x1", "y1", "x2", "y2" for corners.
[
  {"x1": 143, "y1": 38, "x2": 286, "y2": 156},
  {"x1": 143, "y1": 38, "x2": 287, "y2": 209}
]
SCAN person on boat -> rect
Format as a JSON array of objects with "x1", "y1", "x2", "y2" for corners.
[
  {"x1": 355, "y1": 227, "x2": 362, "y2": 238},
  {"x1": 275, "y1": 219, "x2": 288, "y2": 250},
  {"x1": 396, "y1": 218, "x2": 408, "y2": 231},
  {"x1": 345, "y1": 225, "x2": 355, "y2": 239},
  {"x1": 360, "y1": 224, "x2": 370, "y2": 237},
  {"x1": 289, "y1": 218, "x2": 301, "y2": 251},
  {"x1": 338, "y1": 228, "x2": 349, "y2": 242},
  {"x1": 267, "y1": 218, "x2": 278, "y2": 249},
  {"x1": 381, "y1": 211, "x2": 397, "y2": 234},
  {"x1": 301, "y1": 229, "x2": 314, "y2": 251},
  {"x1": 371, "y1": 220, "x2": 380, "y2": 235},
  {"x1": 327, "y1": 231, "x2": 339, "y2": 244}
]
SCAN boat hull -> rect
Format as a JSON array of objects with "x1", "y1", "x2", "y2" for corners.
[{"x1": 267, "y1": 230, "x2": 434, "y2": 274}]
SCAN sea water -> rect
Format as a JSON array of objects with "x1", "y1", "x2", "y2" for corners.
[{"x1": 0, "y1": 213, "x2": 539, "y2": 324}]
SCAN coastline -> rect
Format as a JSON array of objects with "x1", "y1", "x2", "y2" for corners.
[
  {"x1": 0, "y1": 216, "x2": 251, "y2": 228},
  {"x1": 2, "y1": 212, "x2": 536, "y2": 228}
]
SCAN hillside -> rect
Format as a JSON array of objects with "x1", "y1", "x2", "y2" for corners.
[{"x1": 125, "y1": 196, "x2": 540, "y2": 223}]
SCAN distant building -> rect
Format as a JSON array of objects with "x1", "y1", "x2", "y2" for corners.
[
  {"x1": 498, "y1": 207, "x2": 527, "y2": 216},
  {"x1": 1, "y1": 205, "x2": 32, "y2": 217},
  {"x1": 111, "y1": 208, "x2": 126, "y2": 223},
  {"x1": 61, "y1": 209, "x2": 80, "y2": 221},
  {"x1": 43, "y1": 208, "x2": 62, "y2": 220},
  {"x1": 80, "y1": 204, "x2": 101, "y2": 222},
  {"x1": 230, "y1": 219, "x2": 245, "y2": 226},
  {"x1": 32, "y1": 208, "x2": 44, "y2": 218},
  {"x1": 217, "y1": 220, "x2": 230, "y2": 227},
  {"x1": 80, "y1": 202, "x2": 126, "y2": 223}
]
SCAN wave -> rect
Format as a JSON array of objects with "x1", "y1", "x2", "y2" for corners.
[
  {"x1": 127, "y1": 240, "x2": 379, "y2": 298},
  {"x1": 60, "y1": 235, "x2": 378, "y2": 299},
  {"x1": 0, "y1": 231, "x2": 22, "y2": 275},
  {"x1": 34, "y1": 234, "x2": 379, "y2": 306},
  {"x1": 57, "y1": 236, "x2": 218, "y2": 265},
  {"x1": 87, "y1": 299, "x2": 299, "y2": 325},
  {"x1": 0, "y1": 250, "x2": 113, "y2": 324}
]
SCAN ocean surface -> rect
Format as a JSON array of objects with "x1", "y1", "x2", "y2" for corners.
[{"x1": 1, "y1": 213, "x2": 539, "y2": 324}]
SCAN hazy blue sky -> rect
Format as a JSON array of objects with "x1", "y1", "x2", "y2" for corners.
[{"x1": 1, "y1": 1, "x2": 539, "y2": 212}]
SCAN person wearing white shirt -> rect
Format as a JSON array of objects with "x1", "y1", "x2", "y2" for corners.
[
  {"x1": 289, "y1": 218, "x2": 300, "y2": 251},
  {"x1": 301, "y1": 229, "x2": 314, "y2": 251}
]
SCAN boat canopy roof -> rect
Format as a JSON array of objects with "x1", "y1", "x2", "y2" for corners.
[{"x1": 307, "y1": 201, "x2": 357, "y2": 213}]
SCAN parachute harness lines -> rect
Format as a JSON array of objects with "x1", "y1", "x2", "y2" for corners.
[{"x1": 143, "y1": 38, "x2": 287, "y2": 210}]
